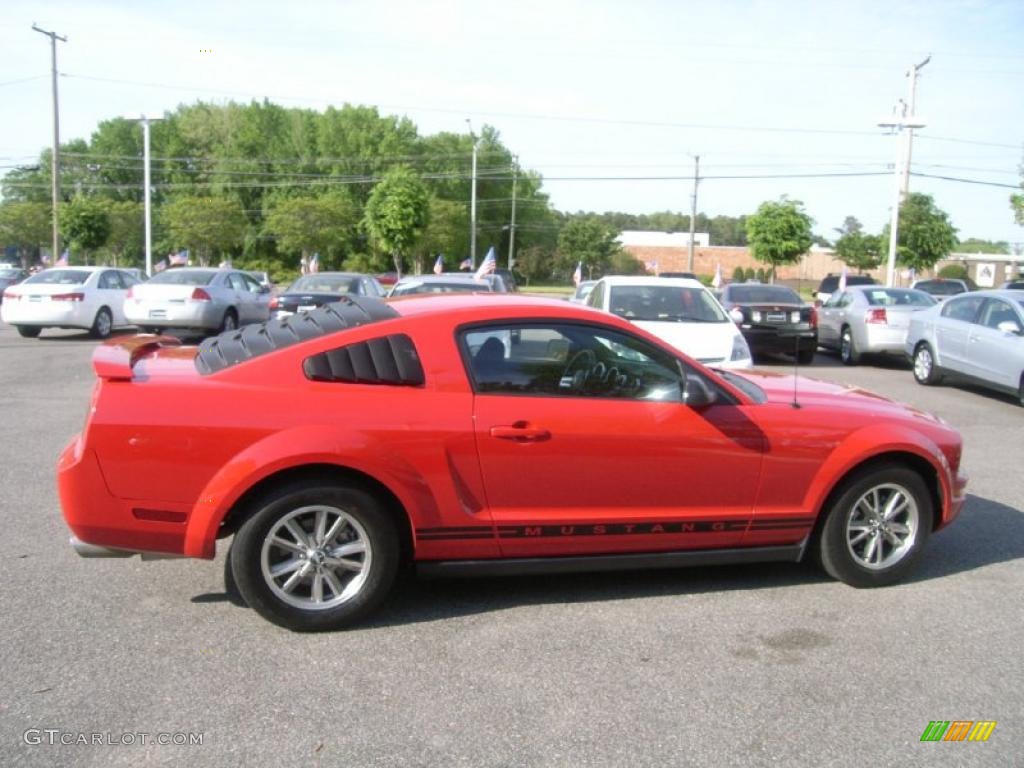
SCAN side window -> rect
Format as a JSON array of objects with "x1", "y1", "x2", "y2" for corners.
[
  {"x1": 824, "y1": 291, "x2": 844, "y2": 308},
  {"x1": 242, "y1": 274, "x2": 263, "y2": 293},
  {"x1": 227, "y1": 273, "x2": 248, "y2": 291},
  {"x1": 941, "y1": 296, "x2": 984, "y2": 323},
  {"x1": 978, "y1": 299, "x2": 1019, "y2": 330},
  {"x1": 99, "y1": 270, "x2": 122, "y2": 290},
  {"x1": 587, "y1": 282, "x2": 605, "y2": 309},
  {"x1": 119, "y1": 271, "x2": 138, "y2": 287},
  {"x1": 461, "y1": 323, "x2": 685, "y2": 401}
]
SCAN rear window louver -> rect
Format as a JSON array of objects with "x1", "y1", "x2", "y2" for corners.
[
  {"x1": 194, "y1": 297, "x2": 398, "y2": 375},
  {"x1": 303, "y1": 334, "x2": 424, "y2": 386}
]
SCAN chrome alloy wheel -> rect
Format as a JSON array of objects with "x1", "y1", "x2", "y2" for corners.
[
  {"x1": 260, "y1": 505, "x2": 372, "y2": 610},
  {"x1": 845, "y1": 483, "x2": 920, "y2": 571},
  {"x1": 913, "y1": 346, "x2": 933, "y2": 382}
]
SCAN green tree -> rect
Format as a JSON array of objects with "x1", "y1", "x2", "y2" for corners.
[
  {"x1": 61, "y1": 196, "x2": 111, "y2": 264},
  {"x1": 608, "y1": 250, "x2": 646, "y2": 275},
  {"x1": 557, "y1": 217, "x2": 622, "y2": 280},
  {"x1": 956, "y1": 238, "x2": 1008, "y2": 254},
  {"x1": 834, "y1": 217, "x2": 883, "y2": 273},
  {"x1": 417, "y1": 197, "x2": 469, "y2": 270},
  {"x1": 883, "y1": 193, "x2": 958, "y2": 273},
  {"x1": 745, "y1": 198, "x2": 814, "y2": 281},
  {"x1": 162, "y1": 196, "x2": 248, "y2": 265},
  {"x1": 263, "y1": 191, "x2": 358, "y2": 272},
  {"x1": 0, "y1": 201, "x2": 51, "y2": 266},
  {"x1": 363, "y1": 166, "x2": 431, "y2": 276},
  {"x1": 101, "y1": 200, "x2": 144, "y2": 266},
  {"x1": 512, "y1": 244, "x2": 555, "y2": 286}
]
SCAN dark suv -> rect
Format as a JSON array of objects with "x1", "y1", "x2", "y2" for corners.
[{"x1": 815, "y1": 273, "x2": 876, "y2": 305}]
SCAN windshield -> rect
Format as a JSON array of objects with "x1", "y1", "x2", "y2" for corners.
[
  {"x1": 608, "y1": 285, "x2": 727, "y2": 322},
  {"x1": 916, "y1": 280, "x2": 965, "y2": 296},
  {"x1": 390, "y1": 280, "x2": 485, "y2": 296},
  {"x1": 288, "y1": 275, "x2": 358, "y2": 294},
  {"x1": 147, "y1": 269, "x2": 218, "y2": 286},
  {"x1": 24, "y1": 269, "x2": 88, "y2": 286},
  {"x1": 729, "y1": 285, "x2": 801, "y2": 304},
  {"x1": 864, "y1": 289, "x2": 936, "y2": 307}
]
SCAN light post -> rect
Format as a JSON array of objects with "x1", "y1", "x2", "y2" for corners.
[
  {"x1": 466, "y1": 119, "x2": 480, "y2": 269},
  {"x1": 126, "y1": 115, "x2": 162, "y2": 276},
  {"x1": 879, "y1": 105, "x2": 925, "y2": 287}
]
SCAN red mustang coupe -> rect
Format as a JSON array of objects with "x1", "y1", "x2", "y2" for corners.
[{"x1": 59, "y1": 295, "x2": 967, "y2": 631}]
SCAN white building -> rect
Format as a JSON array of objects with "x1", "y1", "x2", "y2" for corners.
[{"x1": 617, "y1": 231, "x2": 710, "y2": 248}]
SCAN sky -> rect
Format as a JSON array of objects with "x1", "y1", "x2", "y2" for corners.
[{"x1": 2, "y1": 0, "x2": 1023, "y2": 248}]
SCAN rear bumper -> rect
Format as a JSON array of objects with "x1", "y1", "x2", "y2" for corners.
[
  {"x1": 1, "y1": 300, "x2": 92, "y2": 328},
  {"x1": 58, "y1": 436, "x2": 190, "y2": 557},
  {"x1": 742, "y1": 327, "x2": 818, "y2": 353},
  {"x1": 862, "y1": 326, "x2": 909, "y2": 354},
  {"x1": 124, "y1": 301, "x2": 222, "y2": 329}
]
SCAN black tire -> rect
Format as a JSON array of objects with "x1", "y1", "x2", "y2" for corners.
[
  {"x1": 1018, "y1": 374, "x2": 1024, "y2": 408},
  {"x1": 230, "y1": 481, "x2": 400, "y2": 631},
  {"x1": 796, "y1": 347, "x2": 815, "y2": 365},
  {"x1": 817, "y1": 463, "x2": 932, "y2": 588},
  {"x1": 141, "y1": 326, "x2": 162, "y2": 335},
  {"x1": 839, "y1": 327, "x2": 860, "y2": 366},
  {"x1": 912, "y1": 342, "x2": 943, "y2": 385},
  {"x1": 219, "y1": 309, "x2": 238, "y2": 333},
  {"x1": 15, "y1": 325, "x2": 42, "y2": 338},
  {"x1": 90, "y1": 307, "x2": 113, "y2": 339}
]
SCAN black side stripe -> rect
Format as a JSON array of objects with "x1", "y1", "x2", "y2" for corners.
[{"x1": 416, "y1": 519, "x2": 815, "y2": 541}]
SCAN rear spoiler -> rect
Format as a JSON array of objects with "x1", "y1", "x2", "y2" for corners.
[{"x1": 92, "y1": 335, "x2": 182, "y2": 381}]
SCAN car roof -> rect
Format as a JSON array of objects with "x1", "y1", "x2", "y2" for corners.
[
  {"x1": 292, "y1": 272, "x2": 365, "y2": 279},
  {"x1": 950, "y1": 289, "x2": 1024, "y2": 301},
  {"x1": 398, "y1": 274, "x2": 487, "y2": 284},
  {"x1": 597, "y1": 275, "x2": 704, "y2": 288}
]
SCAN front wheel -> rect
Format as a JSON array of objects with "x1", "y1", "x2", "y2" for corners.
[
  {"x1": 839, "y1": 328, "x2": 860, "y2": 366},
  {"x1": 796, "y1": 346, "x2": 816, "y2": 365},
  {"x1": 219, "y1": 309, "x2": 238, "y2": 333},
  {"x1": 912, "y1": 343, "x2": 942, "y2": 385},
  {"x1": 15, "y1": 325, "x2": 42, "y2": 338},
  {"x1": 817, "y1": 464, "x2": 932, "y2": 588},
  {"x1": 90, "y1": 307, "x2": 113, "y2": 339},
  {"x1": 230, "y1": 482, "x2": 400, "y2": 631}
]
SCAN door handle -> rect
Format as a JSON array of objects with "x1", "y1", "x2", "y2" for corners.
[{"x1": 489, "y1": 423, "x2": 551, "y2": 442}]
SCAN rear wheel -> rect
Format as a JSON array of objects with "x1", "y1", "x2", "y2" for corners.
[
  {"x1": 90, "y1": 307, "x2": 113, "y2": 339},
  {"x1": 1018, "y1": 374, "x2": 1024, "y2": 408},
  {"x1": 796, "y1": 346, "x2": 815, "y2": 365},
  {"x1": 15, "y1": 325, "x2": 42, "y2": 338},
  {"x1": 230, "y1": 482, "x2": 400, "y2": 631},
  {"x1": 912, "y1": 342, "x2": 942, "y2": 385},
  {"x1": 219, "y1": 309, "x2": 238, "y2": 333},
  {"x1": 840, "y1": 327, "x2": 860, "y2": 366},
  {"x1": 817, "y1": 464, "x2": 932, "y2": 587}
]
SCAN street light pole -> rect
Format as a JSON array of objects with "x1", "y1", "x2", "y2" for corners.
[
  {"x1": 688, "y1": 154, "x2": 700, "y2": 272},
  {"x1": 126, "y1": 115, "x2": 162, "y2": 276},
  {"x1": 508, "y1": 156, "x2": 518, "y2": 271},
  {"x1": 901, "y1": 56, "x2": 930, "y2": 198},
  {"x1": 32, "y1": 23, "x2": 67, "y2": 263},
  {"x1": 879, "y1": 101, "x2": 925, "y2": 287}
]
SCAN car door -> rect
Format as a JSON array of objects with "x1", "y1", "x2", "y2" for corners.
[
  {"x1": 965, "y1": 298, "x2": 1024, "y2": 387},
  {"x1": 224, "y1": 272, "x2": 254, "y2": 323},
  {"x1": 935, "y1": 295, "x2": 985, "y2": 374},
  {"x1": 96, "y1": 270, "x2": 126, "y2": 325},
  {"x1": 816, "y1": 291, "x2": 848, "y2": 347},
  {"x1": 462, "y1": 321, "x2": 764, "y2": 558},
  {"x1": 240, "y1": 272, "x2": 270, "y2": 321}
]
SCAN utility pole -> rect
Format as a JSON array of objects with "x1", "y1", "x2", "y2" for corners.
[
  {"x1": 32, "y1": 23, "x2": 67, "y2": 263},
  {"x1": 901, "y1": 56, "x2": 931, "y2": 198},
  {"x1": 125, "y1": 116, "x2": 162, "y2": 276},
  {"x1": 688, "y1": 155, "x2": 700, "y2": 272},
  {"x1": 879, "y1": 98, "x2": 925, "y2": 287},
  {"x1": 466, "y1": 119, "x2": 479, "y2": 269},
  {"x1": 508, "y1": 156, "x2": 518, "y2": 271}
]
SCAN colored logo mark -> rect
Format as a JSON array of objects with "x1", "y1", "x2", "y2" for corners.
[{"x1": 920, "y1": 721, "x2": 997, "y2": 742}]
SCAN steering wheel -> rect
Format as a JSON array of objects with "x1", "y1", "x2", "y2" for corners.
[{"x1": 562, "y1": 349, "x2": 597, "y2": 392}]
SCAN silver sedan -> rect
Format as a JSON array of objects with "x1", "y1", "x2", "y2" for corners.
[
  {"x1": 817, "y1": 285, "x2": 936, "y2": 365},
  {"x1": 906, "y1": 289, "x2": 1024, "y2": 405}
]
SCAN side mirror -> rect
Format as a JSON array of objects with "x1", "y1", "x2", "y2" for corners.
[
  {"x1": 683, "y1": 374, "x2": 718, "y2": 408},
  {"x1": 259, "y1": 285, "x2": 270, "y2": 294},
  {"x1": 997, "y1": 320, "x2": 1022, "y2": 335}
]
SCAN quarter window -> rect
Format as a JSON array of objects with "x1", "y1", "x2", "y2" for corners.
[{"x1": 461, "y1": 323, "x2": 688, "y2": 401}]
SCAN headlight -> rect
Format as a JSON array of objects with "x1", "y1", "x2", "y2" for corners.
[
  {"x1": 730, "y1": 333, "x2": 752, "y2": 361},
  {"x1": 751, "y1": 310, "x2": 762, "y2": 322}
]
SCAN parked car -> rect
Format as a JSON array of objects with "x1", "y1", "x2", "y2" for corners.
[
  {"x1": 817, "y1": 286, "x2": 936, "y2": 365},
  {"x1": 246, "y1": 270, "x2": 273, "y2": 290},
  {"x1": 440, "y1": 272, "x2": 510, "y2": 293},
  {"x1": 494, "y1": 268, "x2": 519, "y2": 292},
  {"x1": 58, "y1": 294, "x2": 967, "y2": 631},
  {"x1": 1, "y1": 266, "x2": 139, "y2": 338},
  {"x1": 906, "y1": 289, "x2": 1024, "y2": 405},
  {"x1": 1000, "y1": 280, "x2": 1024, "y2": 290},
  {"x1": 388, "y1": 275, "x2": 494, "y2": 297},
  {"x1": 0, "y1": 266, "x2": 29, "y2": 302},
  {"x1": 911, "y1": 278, "x2": 969, "y2": 302},
  {"x1": 376, "y1": 272, "x2": 399, "y2": 287},
  {"x1": 270, "y1": 273, "x2": 384, "y2": 317},
  {"x1": 124, "y1": 267, "x2": 270, "y2": 334},
  {"x1": 718, "y1": 282, "x2": 817, "y2": 364},
  {"x1": 815, "y1": 273, "x2": 877, "y2": 305},
  {"x1": 586, "y1": 276, "x2": 752, "y2": 368},
  {"x1": 659, "y1": 271, "x2": 698, "y2": 279},
  {"x1": 569, "y1": 280, "x2": 597, "y2": 305}
]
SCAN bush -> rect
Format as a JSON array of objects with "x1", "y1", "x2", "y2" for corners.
[
  {"x1": 756, "y1": 268, "x2": 766, "y2": 281},
  {"x1": 938, "y1": 263, "x2": 969, "y2": 280},
  {"x1": 731, "y1": 266, "x2": 746, "y2": 282}
]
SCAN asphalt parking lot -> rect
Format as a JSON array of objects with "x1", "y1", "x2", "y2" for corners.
[{"x1": 1, "y1": 322, "x2": 1021, "y2": 767}]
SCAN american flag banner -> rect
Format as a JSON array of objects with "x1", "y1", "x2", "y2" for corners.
[
  {"x1": 433, "y1": 254, "x2": 444, "y2": 275},
  {"x1": 573, "y1": 261, "x2": 582, "y2": 287},
  {"x1": 712, "y1": 263, "x2": 723, "y2": 289},
  {"x1": 474, "y1": 247, "x2": 497, "y2": 280},
  {"x1": 55, "y1": 249, "x2": 69, "y2": 267},
  {"x1": 838, "y1": 265, "x2": 848, "y2": 292},
  {"x1": 309, "y1": 252, "x2": 320, "y2": 274},
  {"x1": 169, "y1": 250, "x2": 188, "y2": 266},
  {"x1": 459, "y1": 257, "x2": 472, "y2": 271},
  {"x1": 154, "y1": 259, "x2": 168, "y2": 273}
]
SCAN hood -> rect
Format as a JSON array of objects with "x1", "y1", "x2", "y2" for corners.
[{"x1": 633, "y1": 319, "x2": 739, "y2": 362}]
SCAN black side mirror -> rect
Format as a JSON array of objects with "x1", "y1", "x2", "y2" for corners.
[{"x1": 683, "y1": 374, "x2": 718, "y2": 408}]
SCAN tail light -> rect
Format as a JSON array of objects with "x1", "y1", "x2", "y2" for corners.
[
  {"x1": 126, "y1": 287, "x2": 134, "y2": 299},
  {"x1": 52, "y1": 292, "x2": 85, "y2": 302},
  {"x1": 190, "y1": 287, "x2": 212, "y2": 301},
  {"x1": 866, "y1": 308, "x2": 887, "y2": 324},
  {"x1": 269, "y1": 296, "x2": 281, "y2": 310},
  {"x1": 2, "y1": 289, "x2": 19, "y2": 301},
  {"x1": 809, "y1": 307, "x2": 818, "y2": 328}
]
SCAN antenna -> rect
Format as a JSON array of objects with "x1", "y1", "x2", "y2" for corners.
[{"x1": 791, "y1": 330, "x2": 801, "y2": 409}]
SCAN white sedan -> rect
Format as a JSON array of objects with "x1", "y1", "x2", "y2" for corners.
[
  {"x1": 1, "y1": 266, "x2": 139, "y2": 338},
  {"x1": 125, "y1": 267, "x2": 271, "y2": 334},
  {"x1": 585, "y1": 276, "x2": 752, "y2": 368}
]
